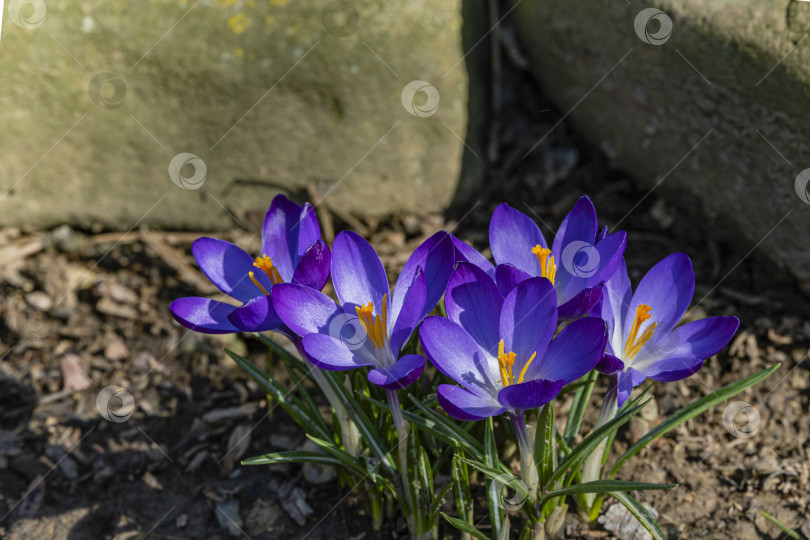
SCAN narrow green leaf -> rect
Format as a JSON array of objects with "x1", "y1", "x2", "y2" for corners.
[
  {"x1": 484, "y1": 417, "x2": 505, "y2": 539},
  {"x1": 546, "y1": 398, "x2": 650, "y2": 489},
  {"x1": 320, "y1": 370, "x2": 395, "y2": 471},
  {"x1": 306, "y1": 435, "x2": 369, "y2": 479},
  {"x1": 242, "y1": 450, "x2": 344, "y2": 467},
  {"x1": 429, "y1": 483, "x2": 453, "y2": 523},
  {"x1": 280, "y1": 358, "x2": 331, "y2": 438},
  {"x1": 563, "y1": 370, "x2": 597, "y2": 446},
  {"x1": 609, "y1": 364, "x2": 780, "y2": 477},
  {"x1": 408, "y1": 394, "x2": 484, "y2": 456},
  {"x1": 419, "y1": 446, "x2": 434, "y2": 499},
  {"x1": 225, "y1": 349, "x2": 331, "y2": 441},
  {"x1": 534, "y1": 403, "x2": 554, "y2": 486},
  {"x1": 451, "y1": 453, "x2": 473, "y2": 525},
  {"x1": 609, "y1": 491, "x2": 668, "y2": 540},
  {"x1": 357, "y1": 392, "x2": 481, "y2": 456},
  {"x1": 759, "y1": 510, "x2": 803, "y2": 540},
  {"x1": 440, "y1": 513, "x2": 489, "y2": 540},
  {"x1": 538, "y1": 480, "x2": 676, "y2": 507},
  {"x1": 251, "y1": 332, "x2": 309, "y2": 372}
]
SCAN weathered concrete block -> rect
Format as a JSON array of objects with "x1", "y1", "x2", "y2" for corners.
[
  {"x1": 513, "y1": 0, "x2": 810, "y2": 288},
  {"x1": 0, "y1": 0, "x2": 467, "y2": 230}
]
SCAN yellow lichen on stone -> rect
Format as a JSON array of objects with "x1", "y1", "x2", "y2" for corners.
[{"x1": 227, "y1": 12, "x2": 252, "y2": 34}]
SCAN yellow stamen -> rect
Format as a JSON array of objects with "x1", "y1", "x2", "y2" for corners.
[
  {"x1": 354, "y1": 294, "x2": 388, "y2": 350},
  {"x1": 496, "y1": 339, "x2": 536, "y2": 387},
  {"x1": 516, "y1": 351, "x2": 538, "y2": 384},
  {"x1": 253, "y1": 255, "x2": 284, "y2": 285},
  {"x1": 623, "y1": 304, "x2": 657, "y2": 360},
  {"x1": 249, "y1": 271, "x2": 269, "y2": 295},
  {"x1": 531, "y1": 245, "x2": 557, "y2": 284}
]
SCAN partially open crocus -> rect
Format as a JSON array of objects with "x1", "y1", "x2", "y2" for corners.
[
  {"x1": 488, "y1": 196, "x2": 627, "y2": 319},
  {"x1": 271, "y1": 230, "x2": 455, "y2": 390},
  {"x1": 418, "y1": 263, "x2": 607, "y2": 420},
  {"x1": 598, "y1": 254, "x2": 740, "y2": 408},
  {"x1": 169, "y1": 194, "x2": 330, "y2": 335}
]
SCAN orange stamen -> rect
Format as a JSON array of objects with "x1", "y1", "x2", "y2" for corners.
[{"x1": 531, "y1": 245, "x2": 557, "y2": 284}]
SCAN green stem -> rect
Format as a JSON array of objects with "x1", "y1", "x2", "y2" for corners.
[
  {"x1": 581, "y1": 377, "x2": 618, "y2": 510},
  {"x1": 510, "y1": 411, "x2": 539, "y2": 500},
  {"x1": 386, "y1": 390, "x2": 416, "y2": 532}
]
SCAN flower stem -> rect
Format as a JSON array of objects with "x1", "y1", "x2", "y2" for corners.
[
  {"x1": 581, "y1": 376, "x2": 619, "y2": 510},
  {"x1": 510, "y1": 411, "x2": 539, "y2": 500},
  {"x1": 386, "y1": 389, "x2": 417, "y2": 533}
]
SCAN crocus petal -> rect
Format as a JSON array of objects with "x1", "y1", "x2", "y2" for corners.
[
  {"x1": 489, "y1": 203, "x2": 548, "y2": 276},
  {"x1": 419, "y1": 316, "x2": 500, "y2": 398},
  {"x1": 451, "y1": 235, "x2": 495, "y2": 279},
  {"x1": 634, "y1": 316, "x2": 740, "y2": 376},
  {"x1": 390, "y1": 231, "x2": 454, "y2": 323},
  {"x1": 331, "y1": 231, "x2": 389, "y2": 311},
  {"x1": 602, "y1": 258, "x2": 632, "y2": 354},
  {"x1": 615, "y1": 368, "x2": 646, "y2": 408},
  {"x1": 261, "y1": 195, "x2": 305, "y2": 281},
  {"x1": 625, "y1": 253, "x2": 694, "y2": 338},
  {"x1": 499, "y1": 278, "x2": 557, "y2": 373},
  {"x1": 497, "y1": 379, "x2": 566, "y2": 411},
  {"x1": 272, "y1": 283, "x2": 341, "y2": 336},
  {"x1": 389, "y1": 267, "x2": 426, "y2": 356},
  {"x1": 557, "y1": 286, "x2": 603, "y2": 320},
  {"x1": 596, "y1": 353, "x2": 624, "y2": 375},
  {"x1": 170, "y1": 297, "x2": 240, "y2": 334},
  {"x1": 437, "y1": 384, "x2": 505, "y2": 421},
  {"x1": 445, "y1": 263, "x2": 502, "y2": 354},
  {"x1": 296, "y1": 203, "x2": 323, "y2": 262},
  {"x1": 367, "y1": 354, "x2": 425, "y2": 389},
  {"x1": 531, "y1": 317, "x2": 607, "y2": 383},
  {"x1": 301, "y1": 333, "x2": 374, "y2": 370},
  {"x1": 192, "y1": 237, "x2": 271, "y2": 303},
  {"x1": 649, "y1": 362, "x2": 704, "y2": 382},
  {"x1": 555, "y1": 231, "x2": 627, "y2": 306},
  {"x1": 291, "y1": 239, "x2": 331, "y2": 291},
  {"x1": 494, "y1": 263, "x2": 532, "y2": 297},
  {"x1": 227, "y1": 295, "x2": 285, "y2": 333},
  {"x1": 551, "y1": 196, "x2": 598, "y2": 264}
]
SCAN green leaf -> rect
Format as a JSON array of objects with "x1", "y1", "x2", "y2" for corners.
[
  {"x1": 534, "y1": 403, "x2": 555, "y2": 486},
  {"x1": 429, "y1": 483, "x2": 453, "y2": 523},
  {"x1": 484, "y1": 417, "x2": 505, "y2": 539},
  {"x1": 320, "y1": 370, "x2": 395, "y2": 471},
  {"x1": 563, "y1": 370, "x2": 597, "y2": 446},
  {"x1": 242, "y1": 450, "x2": 344, "y2": 468},
  {"x1": 251, "y1": 332, "x2": 309, "y2": 372},
  {"x1": 225, "y1": 349, "x2": 331, "y2": 441},
  {"x1": 357, "y1": 392, "x2": 480, "y2": 455},
  {"x1": 546, "y1": 398, "x2": 650, "y2": 489},
  {"x1": 539, "y1": 480, "x2": 676, "y2": 507},
  {"x1": 609, "y1": 364, "x2": 780, "y2": 477},
  {"x1": 759, "y1": 510, "x2": 803, "y2": 540},
  {"x1": 407, "y1": 394, "x2": 484, "y2": 456},
  {"x1": 441, "y1": 513, "x2": 489, "y2": 540},
  {"x1": 418, "y1": 446, "x2": 434, "y2": 500},
  {"x1": 609, "y1": 491, "x2": 668, "y2": 540},
  {"x1": 451, "y1": 453, "x2": 473, "y2": 525},
  {"x1": 306, "y1": 435, "x2": 370, "y2": 480}
]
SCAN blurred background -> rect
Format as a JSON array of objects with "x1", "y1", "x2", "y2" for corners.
[{"x1": 1, "y1": 0, "x2": 809, "y2": 538}]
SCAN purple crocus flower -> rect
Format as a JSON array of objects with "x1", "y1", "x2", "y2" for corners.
[
  {"x1": 418, "y1": 263, "x2": 607, "y2": 420},
  {"x1": 599, "y1": 254, "x2": 740, "y2": 407},
  {"x1": 169, "y1": 195, "x2": 330, "y2": 335},
  {"x1": 487, "y1": 196, "x2": 627, "y2": 319},
  {"x1": 271, "y1": 230, "x2": 455, "y2": 389}
]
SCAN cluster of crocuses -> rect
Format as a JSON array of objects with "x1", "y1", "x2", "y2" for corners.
[{"x1": 170, "y1": 193, "x2": 740, "y2": 538}]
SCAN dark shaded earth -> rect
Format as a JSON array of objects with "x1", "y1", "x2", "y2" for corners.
[{"x1": 1, "y1": 19, "x2": 810, "y2": 540}]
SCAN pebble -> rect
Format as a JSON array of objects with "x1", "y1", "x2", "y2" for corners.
[
  {"x1": 245, "y1": 499, "x2": 281, "y2": 536},
  {"x1": 215, "y1": 499, "x2": 244, "y2": 538},
  {"x1": 25, "y1": 291, "x2": 52, "y2": 312}
]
